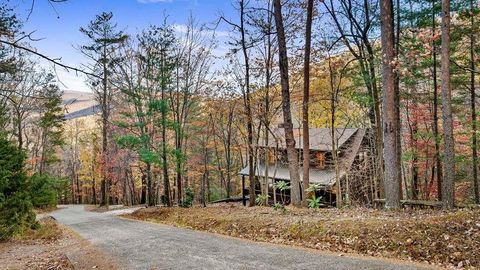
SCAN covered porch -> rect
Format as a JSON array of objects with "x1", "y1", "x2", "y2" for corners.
[{"x1": 239, "y1": 164, "x2": 341, "y2": 206}]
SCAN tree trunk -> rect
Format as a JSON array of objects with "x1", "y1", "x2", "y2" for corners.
[
  {"x1": 380, "y1": 0, "x2": 401, "y2": 209},
  {"x1": 147, "y1": 162, "x2": 155, "y2": 206},
  {"x1": 302, "y1": 0, "x2": 314, "y2": 206},
  {"x1": 273, "y1": 0, "x2": 302, "y2": 206},
  {"x1": 238, "y1": 0, "x2": 256, "y2": 207},
  {"x1": 469, "y1": 0, "x2": 479, "y2": 204},
  {"x1": 92, "y1": 177, "x2": 97, "y2": 205},
  {"x1": 432, "y1": 0, "x2": 443, "y2": 201},
  {"x1": 440, "y1": 0, "x2": 455, "y2": 209},
  {"x1": 100, "y1": 44, "x2": 109, "y2": 208}
]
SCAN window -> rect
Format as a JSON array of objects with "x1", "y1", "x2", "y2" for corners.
[{"x1": 316, "y1": 152, "x2": 325, "y2": 169}]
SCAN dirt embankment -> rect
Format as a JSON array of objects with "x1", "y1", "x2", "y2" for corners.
[
  {"x1": 0, "y1": 217, "x2": 117, "y2": 269},
  {"x1": 125, "y1": 204, "x2": 480, "y2": 269}
]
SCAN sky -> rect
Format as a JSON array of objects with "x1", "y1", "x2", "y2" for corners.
[{"x1": 12, "y1": 0, "x2": 236, "y2": 92}]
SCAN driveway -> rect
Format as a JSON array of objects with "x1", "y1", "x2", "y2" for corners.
[{"x1": 51, "y1": 205, "x2": 437, "y2": 270}]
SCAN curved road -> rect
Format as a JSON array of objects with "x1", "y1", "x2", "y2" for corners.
[{"x1": 51, "y1": 205, "x2": 437, "y2": 270}]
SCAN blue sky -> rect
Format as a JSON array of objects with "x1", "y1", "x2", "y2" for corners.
[{"x1": 12, "y1": 0, "x2": 236, "y2": 92}]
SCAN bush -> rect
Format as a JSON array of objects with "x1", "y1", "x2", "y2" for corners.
[
  {"x1": 28, "y1": 174, "x2": 64, "y2": 209},
  {"x1": 180, "y1": 187, "x2": 194, "y2": 207},
  {"x1": 0, "y1": 135, "x2": 35, "y2": 241},
  {"x1": 0, "y1": 192, "x2": 36, "y2": 241}
]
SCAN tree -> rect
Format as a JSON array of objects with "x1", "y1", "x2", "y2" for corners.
[
  {"x1": 220, "y1": 0, "x2": 256, "y2": 206},
  {"x1": 115, "y1": 24, "x2": 176, "y2": 206},
  {"x1": 302, "y1": 0, "x2": 314, "y2": 206},
  {"x1": 37, "y1": 84, "x2": 64, "y2": 175},
  {"x1": 467, "y1": 0, "x2": 479, "y2": 204},
  {"x1": 170, "y1": 17, "x2": 214, "y2": 205},
  {"x1": 322, "y1": 0, "x2": 384, "y2": 197},
  {"x1": 80, "y1": 12, "x2": 128, "y2": 207},
  {"x1": 0, "y1": 135, "x2": 35, "y2": 241},
  {"x1": 380, "y1": 0, "x2": 401, "y2": 209},
  {"x1": 273, "y1": 0, "x2": 301, "y2": 206},
  {"x1": 440, "y1": 0, "x2": 455, "y2": 208}
]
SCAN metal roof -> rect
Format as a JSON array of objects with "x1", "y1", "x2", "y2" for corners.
[
  {"x1": 239, "y1": 164, "x2": 340, "y2": 187},
  {"x1": 258, "y1": 128, "x2": 358, "y2": 152}
]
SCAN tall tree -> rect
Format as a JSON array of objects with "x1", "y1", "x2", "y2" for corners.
[
  {"x1": 440, "y1": 0, "x2": 455, "y2": 208},
  {"x1": 322, "y1": 0, "x2": 384, "y2": 198},
  {"x1": 302, "y1": 0, "x2": 314, "y2": 205},
  {"x1": 170, "y1": 17, "x2": 214, "y2": 204},
  {"x1": 432, "y1": 0, "x2": 443, "y2": 201},
  {"x1": 37, "y1": 84, "x2": 64, "y2": 175},
  {"x1": 114, "y1": 25, "x2": 171, "y2": 206},
  {"x1": 220, "y1": 0, "x2": 256, "y2": 206},
  {"x1": 380, "y1": 0, "x2": 401, "y2": 209},
  {"x1": 80, "y1": 12, "x2": 128, "y2": 207},
  {"x1": 273, "y1": 0, "x2": 301, "y2": 206},
  {"x1": 468, "y1": 0, "x2": 479, "y2": 204}
]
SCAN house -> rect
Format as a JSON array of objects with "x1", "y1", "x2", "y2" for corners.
[{"x1": 239, "y1": 127, "x2": 370, "y2": 205}]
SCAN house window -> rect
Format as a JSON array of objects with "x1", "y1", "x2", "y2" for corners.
[
  {"x1": 316, "y1": 152, "x2": 325, "y2": 169},
  {"x1": 268, "y1": 149, "x2": 275, "y2": 165}
]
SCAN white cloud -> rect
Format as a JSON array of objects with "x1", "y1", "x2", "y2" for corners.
[{"x1": 137, "y1": 0, "x2": 173, "y2": 3}]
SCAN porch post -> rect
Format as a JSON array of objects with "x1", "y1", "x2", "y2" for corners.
[{"x1": 242, "y1": 175, "x2": 246, "y2": 206}]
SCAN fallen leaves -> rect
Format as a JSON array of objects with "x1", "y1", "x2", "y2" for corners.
[{"x1": 125, "y1": 204, "x2": 480, "y2": 269}]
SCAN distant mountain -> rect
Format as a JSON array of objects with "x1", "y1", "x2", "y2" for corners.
[{"x1": 62, "y1": 91, "x2": 99, "y2": 120}]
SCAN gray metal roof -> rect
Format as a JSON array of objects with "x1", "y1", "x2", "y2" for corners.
[
  {"x1": 239, "y1": 164, "x2": 340, "y2": 187},
  {"x1": 258, "y1": 128, "x2": 358, "y2": 152}
]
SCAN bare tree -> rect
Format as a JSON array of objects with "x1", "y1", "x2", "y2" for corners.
[
  {"x1": 302, "y1": 0, "x2": 314, "y2": 205},
  {"x1": 220, "y1": 0, "x2": 256, "y2": 206}
]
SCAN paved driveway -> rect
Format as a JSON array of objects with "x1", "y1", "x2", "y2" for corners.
[{"x1": 51, "y1": 205, "x2": 437, "y2": 270}]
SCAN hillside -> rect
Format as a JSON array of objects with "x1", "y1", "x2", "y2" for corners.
[{"x1": 62, "y1": 91, "x2": 99, "y2": 120}]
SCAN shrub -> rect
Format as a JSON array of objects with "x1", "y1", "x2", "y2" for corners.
[
  {"x1": 0, "y1": 135, "x2": 35, "y2": 241},
  {"x1": 0, "y1": 192, "x2": 36, "y2": 241},
  {"x1": 28, "y1": 174, "x2": 59, "y2": 209},
  {"x1": 180, "y1": 187, "x2": 194, "y2": 207},
  {"x1": 255, "y1": 194, "x2": 269, "y2": 206}
]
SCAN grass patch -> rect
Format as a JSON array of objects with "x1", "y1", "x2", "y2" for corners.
[
  {"x1": 125, "y1": 204, "x2": 480, "y2": 269},
  {"x1": 16, "y1": 219, "x2": 62, "y2": 241}
]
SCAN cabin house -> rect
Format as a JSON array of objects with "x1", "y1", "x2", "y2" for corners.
[{"x1": 239, "y1": 127, "x2": 371, "y2": 205}]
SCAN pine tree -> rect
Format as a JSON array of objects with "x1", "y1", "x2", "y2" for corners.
[
  {"x1": 80, "y1": 12, "x2": 128, "y2": 207},
  {"x1": 38, "y1": 83, "x2": 64, "y2": 175},
  {"x1": 0, "y1": 135, "x2": 34, "y2": 241}
]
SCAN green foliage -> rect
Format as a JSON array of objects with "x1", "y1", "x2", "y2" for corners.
[
  {"x1": 38, "y1": 84, "x2": 65, "y2": 170},
  {"x1": 273, "y1": 203, "x2": 287, "y2": 214},
  {"x1": 307, "y1": 196, "x2": 322, "y2": 209},
  {"x1": 0, "y1": 136, "x2": 35, "y2": 241},
  {"x1": 180, "y1": 187, "x2": 194, "y2": 208},
  {"x1": 305, "y1": 183, "x2": 322, "y2": 209},
  {"x1": 0, "y1": 191, "x2": 36, "y2": 241},
  {"x1": 273, "y1": 181, "x2": 290, "y2": 192},
  {"x1": 116, "y1": 135, "x2": 142, "y2": 149},
  {"x1": 208, "y1": 186, "x2": 225, "y2": 202},
  {"x1": 273, "y1": 181, "x2": 290, "y2": 204},
  {"x1": 28, "y1": 174, "x2": 66, "y2": 209},
  {"x1": 306, "y1": 183, "x2": 320, "y2": 193},
  {"x1": 139, "y1": 148, "x2": 160, "y2": 164},
  {"x1": 255, "y1": 194, "x2": 269, "y2": 206}
]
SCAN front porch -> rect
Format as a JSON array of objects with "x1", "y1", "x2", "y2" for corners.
[{"x1": 239, "y1": 164, "x2": 341, "y2": 206}]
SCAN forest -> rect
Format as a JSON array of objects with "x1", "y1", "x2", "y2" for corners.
[{"x1": 1, "y1": 0, "x2": 480, "y2": 268}]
